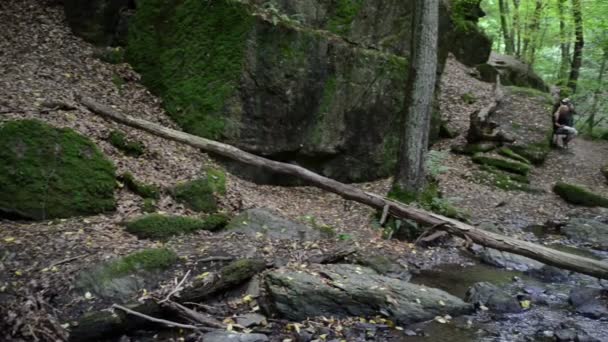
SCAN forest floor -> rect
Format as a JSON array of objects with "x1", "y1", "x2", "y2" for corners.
[{"x1": 1, "y1": 1, "x2": 608, "y2": 341}]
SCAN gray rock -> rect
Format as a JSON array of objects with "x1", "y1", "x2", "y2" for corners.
[
  {"x1": 569, "y1": 287, "x2": 608, "y2": 319},
  {"x1": 561, "y1": 218, "x2": 608, "y2": 250},
  {"x1": 465, "y1": 282, "x2": 522, "y2": 314},
  {"x1": 488, "y1": 53, "x2": 549, "y2": 92},
  {"x1": 226, "y1": 208, "x2": 324, "y2": 241},
  {"x1": 263, "y1": 264, "x2": 472, "y2": 324},
  {"x1": 355, "y1": 254, "x2": 411, "y2": 281},
  {"x1": 236, "y1": 313, "x2": 267, "y2": 328},
  {"x1": 202, "y1": 331, "x2": 269, "y2": 342},
  {"x1": 525, "y1": 265, "x2": 570, "y2": 283},
  {"x1": 479, "y1": 248, "x2": 544, "y2": 272}
]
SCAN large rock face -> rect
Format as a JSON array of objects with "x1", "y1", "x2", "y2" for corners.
[
  {"x1": 226, "y1": 208, "x2": 326, "y2": 241},
  {"x1": 263, "y1": 264, "x2": 472, "y2": 324},
  {"x1": 64, "y1": 0, "x2": 134, "y2": 45},
  {"x1": 65, "y1": 0, "x2": 491, "y2": 182},
  {"x1": 0, "y1": 120, "x2": 116, "y2": 220},
  {"x1": 484, "y1": 53, "x2": 549, "y2": 92}
]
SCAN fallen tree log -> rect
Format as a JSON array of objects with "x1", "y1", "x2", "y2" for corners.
[{"x1": 78, "y1": 95, "x2": 608, "y2": 280}]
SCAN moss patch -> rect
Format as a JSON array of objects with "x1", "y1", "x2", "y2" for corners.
[
  {"x1": 497, "y1": 147, "x2": 531, "y2": 165},
  {"x1": 220, "y1": 259, "x2": 267, "y2": 285},
  {"x1": 0, "y1": 120, "x2": 116, "y2": 220},
  {"x1": 473, "y1": 166, "x2": 535, "y2": 192},
  {"x1": 108, "y1": 130, "x2": 145, "y2": 157},
  {"x1": 101, "y1": 248, "x2": 178, "y2": 280},
  {"x1": 388, "y1": 182, "x2": 468, "y2": 221},
  {"x1": 93, "y1": 47, "x2": 125, "y2": 64},
  {"x1": 119, "y1": 172, "x2": 160, "y2": 199},
  {"x1": 126, "y1": 213, "x2": 229, "y2": 240},
  {"x1": 327, "y1": 0, "x2": 364, "y2": 36},
  {"x1": 126, "y1": 0, "x2": 254, "y2": 139},
  {"x1": 172, "y1": 169, "x2": 226, "y2": 213},
  {"x1": 461, "y1": 92, "x2": 477, "y2": 104},
  {"x1": 553, "y1": 182, "x2": 608, "y2": 208},
  {"x1": 510, "y1": 143, "x2": 550, "y2": 165},
  {"x1": 472, "y1": 153, "x2": 531, "y2": 175},
  {"x1": 142, "y1": 198, "x2": 156, "y2": 213}
]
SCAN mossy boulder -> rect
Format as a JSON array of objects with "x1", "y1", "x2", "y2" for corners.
[
  {"x1": 126, "y1": 213, "x2": 230, "y2": 240},
  {"x1": 509, "y1": 143, "x2": 550, "y2": 165},
  {"x1": 0, "y1": 120, "x2": 116, "y2": 220},
  {"x1": 227, "y1": 208, "x2": 328, "y2": 241},
  {"x1": 472, "y1": 153, "x2": 531, "y2": 176},
  {"x1": 497, "y1": 147, "x2": 530, "y2": 165},
  {"x1": 553, "y1": 182, "x2": 608, "y2": 208},
  {"x1": 77, "y1": 248, "x2": 178, "y2": 300},
  {"x1": 487, "y1": 53, "x2": 549, "y2": 92},
  {"x1": 119, "y1": 172, "x2": 159, "y2": 199},
  {"x1": 172, "y1": 169, "x2": 226, "y2": 213}
]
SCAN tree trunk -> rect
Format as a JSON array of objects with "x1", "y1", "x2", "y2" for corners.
[
  {"x1": 557, "y1": 0, "x2": 570, "y2": 84},
  {"x1": 393, "y1": 0, "x2": 439, "y2": 194},
  {"x1": 568, "y1": 0, "x2": 584, "y2": 93},
  {"x1": 513, "y1": 0, "x2": 522, "y2": 57},
  {"x1": 522, "y1": 0, "x2": 543, "y2": 65},
  {"x1": 77, "y1": 95, "x2": 608, "y2": 280},
  {"x1": 499, "y1": 0, "x2": 514, "y2": 54}
]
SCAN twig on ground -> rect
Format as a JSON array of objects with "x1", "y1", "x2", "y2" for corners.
[
  {"x1": 45, "y1": 254, "x2": 88, "y2": 269},
  {"x1": 112, "y1": 304, "x2": 207, "y2": 331},
  {"x1": 158, "y1": 270, "x2": 191, "y2": 304},
  {"x1": 414, "y1": 223, "x2": 448, "y2": 245}
]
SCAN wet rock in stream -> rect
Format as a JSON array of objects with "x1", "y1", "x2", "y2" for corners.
[
  {"x1": 465, "y1": 282, "x2": 523, "y2": 313},
  {"x1": 569, "y1": 287, "x2": 608, "y2": 319}
]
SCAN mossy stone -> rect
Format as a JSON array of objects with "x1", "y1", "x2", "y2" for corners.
[
  {"x1": 553, "y1": 182, "x2": 608, "y2": 208},
  {"x1": 141, "y1": 198, "x2": 156, "y2": 213},
  {"x1": 497, "y1": 147, "x2": 531, "y2": 165},
  {"x1": 119, "y1": 172, "x2": 160, "y2": 199},
  {"x1": 220, "y1": 259, "x2": 267, "y2": 286},
  {"x1": 510, "y1": 143, "x2": 550, "y2": 165},
  {"x1": 451, "y1": 143, "x2": 496, "y2": 156},
  {"x1": 472, "y1": 153, "x2": 531, "y2": 176},
  {"x1": 108, "y1": 130, "x2": 145, "y2": 157},
  {"x1": 0, "y1": 120, "x2": 116, "y2": 220},
  {"x1": 172, "y1": 168, "x2": 226, "y2": 212},
  {"x1": 100, "y1": 248, "x2": 178, "y2": 279},
  {"x1": 125, "y1": 213, "x2": 229, "y2": 240}
]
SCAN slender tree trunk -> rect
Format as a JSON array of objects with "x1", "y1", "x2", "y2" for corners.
[
  {"x1": 393, "y1": 0, "x2": 438, "y2": 194},
  {"x1": 513, "y1": 0, "x2": 521, "y2": 57},
  {"x1": 530, "y1": 16, "x2": 548, "y2": 66},
  {"x1": 523, "y1": 0, "x2": 543, "y2": 64},
  {"x1": 499, "y1": 0, "x2": 514, "y2": 54},
  {"x1": 587, "y1": 49, "x2": 607, "y2": 133},
  {"x1": 568, "y1": 0, "x2": 584, "y2": 93},
  {"x1": 557, "y1": 0, "x2": 570, "y2": 84}
]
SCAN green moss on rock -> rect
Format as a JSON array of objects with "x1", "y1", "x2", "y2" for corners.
[
  {"x1": 127, "y1": 0, "x2": 254, "y2": 139},
  {"x1": 220, "y1": 258, "x2": 267, "y2": 285},
  {"x1": 142, "y1": 198, "x2": 156, "y2": 213},
  {"x1": 108, "y1": 130, "x2": 145, "y2": 157},
  {"x1": 388, "y1": 182, "x2": 468, "y2": 220},
  {"x1": 126, "y1": 213, "x2": 229, "y2": 240},
  {"x1": 497, "y1": 147, "x2": 530, "y2": 165},
  {"x1": 172, "y1": 169, "x2": 226, "y2": 213},
  {"x1": 327, "y1": 0, "x2": 364, "y2": 35},
  {"x1": 510, "y1": 143, "x2": 550, "y2": 165},
  {"x1": 0, "y1": 120, "x2": 116, "y2": 220},
  {"x1": 119, "y1": 172, "x2": 160, "y2": 199},
  {"x1": 102, "y1": 248, "x2": 178, "y2": 279},
  {"x1": 553, "y1": 182, "x2": 608, "y2": 208},
  {"x1": 472, "y1": 153, "x2": 531, "y2": 176}
]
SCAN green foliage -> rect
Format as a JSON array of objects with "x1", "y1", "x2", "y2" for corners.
[
  {"x1": 112, "y1": 74, "x2": 125, "y2": 91},
  {"x1": 100, "y1": 248, "x2": 178, "y2": 280},
  {"x1": 452, "y1": 0, "x2": 483, "y2": 32},
  {"x1": 126, "y1": 213, "x2": 229, "y2": 240},
  {"x1": 497, "y1": 147, "x2": 531, "y2": 165},
  {"x1": 172, "y1": 169, "x2": 226, "y2": 213},
  {"x1": 327, "y1": 0, "x2": 364, "y2": 35},
  {"x1": 473, "y1": 166, "x2": 535, "y2": 192},
  {"x1": 0, "y1": 120, "x2": 116, "y2": 220},
  {"x1": 108, "y1": 130, "x2": 145, "y2": 157},
  {"x1": 126, "y1": 0, "x2": 254, "y2": 140},
  {"x1": 388, "y1": 182, "x2": 468, "y2": 221},
  {"x1": 119, "y1": 172, "x2": 160, "y2": 199},
  {"x1": 472, "y1": 153, "x2": 531, "y2": 175},
  {"x1": 425, "y1": 150, "x2": 451, "y2": 178},
  {"x1": 553, "y1": 182, "x2": 608, "y2": 207},
  {"x1": 461, "y1": 92, "x2": 477, "y2": 104}
]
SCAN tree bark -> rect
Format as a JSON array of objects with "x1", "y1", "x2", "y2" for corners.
[
  {"x1": 557, "y1": 0, "x2": 570, "y2": 84},
  {"x1": 78, "y1": 95, "x2": 608, "y2": 281},
  {"x1": 393, "y1": 0, "x2": 439, "y2": 194},
  {"x1": 513, "y1": 0, "x2": 522, "y2": 57},
  {"x1": 568, "y1": 0, "x2": 584, "y2": 93},
  {"x1": 522, "y1": 0, "x2": 543, "y2": 65},
  {"x1": 499, "y1": 0, "x2": 514, "y2": 54},
  {"x1": 586, "y1": 49, "x2": 607, "y2": 133}
]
